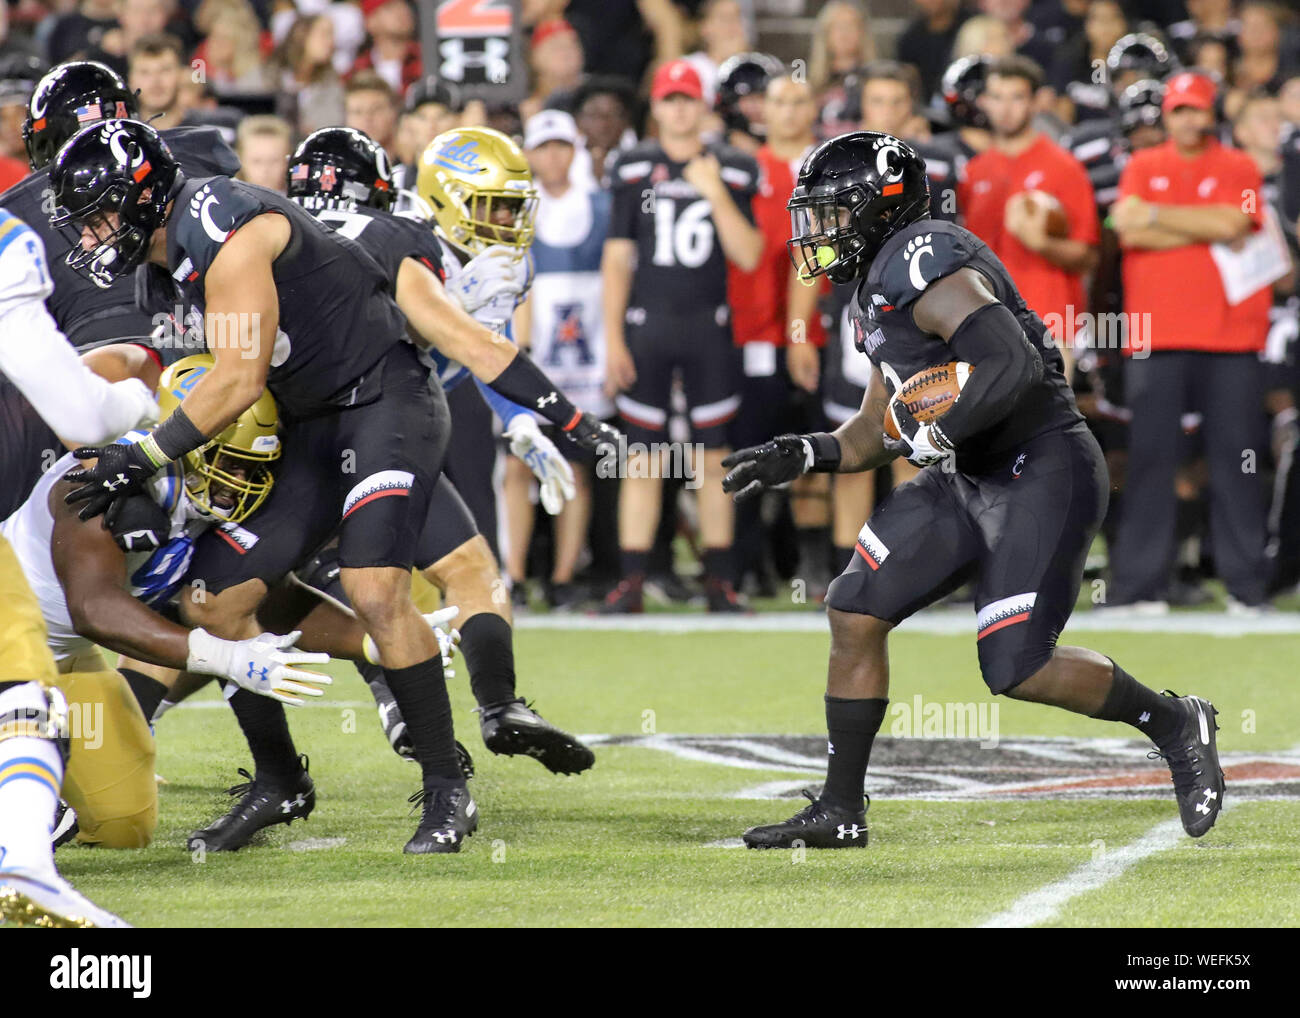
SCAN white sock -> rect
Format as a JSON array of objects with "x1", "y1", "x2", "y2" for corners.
[
  {"x1": 152, "y1": 698, "x2": 176, "y2": 722},
  {"x1": 0, "y1": 682, "x2": 64, "y2": 877}
]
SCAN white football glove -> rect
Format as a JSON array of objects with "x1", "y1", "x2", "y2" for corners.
[
  {"x1": 883, "y1": 398, "x2": 953, "y2": 467},
  {"x1": 362, "y1": 605, "x2": 461, "y2": 676},
  {"x1": 505, "y1": 414, "x2": 576, "y2": 515},
  {"x1": 109, "y1": 376, "x2": 160, "y2": 432},
  {"x1": 446, "y1": 245, "x2": 529, "y2": 325},
  {"x1": 186, "y1": 628, "x2": 332, "y2": 706}
]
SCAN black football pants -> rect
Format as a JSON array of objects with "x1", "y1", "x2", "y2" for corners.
[{"x1": 1111, "y1": 350, "x2": 1268, "y2": 605}]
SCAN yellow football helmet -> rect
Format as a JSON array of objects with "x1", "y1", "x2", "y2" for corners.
[
  {"x1": 156, "y1": 355, "x2": 280, "y2": 524},
  {"x1": 415, "y1": 126, "x2": 538, "y2": 256}
]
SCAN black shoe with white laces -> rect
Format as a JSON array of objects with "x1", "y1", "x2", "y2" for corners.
[
  {"x1": 187, "y1": 756, "x2": 315, "y2": 852},
  {"x1": 404, "y1": 784, "x2": 477, "y2": 854},
  {"x1": 1149, "y1": 692, "x2": 1225, "y2": 838},
  {"x1": 479, "y1": 697, "x2": 595, "y2": 775},
  {"x1": 742, "y1": 790, "x2": 869, "y2": 849}
]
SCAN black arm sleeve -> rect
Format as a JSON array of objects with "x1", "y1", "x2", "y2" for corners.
[
  {"x1": 935, "y1": 302, "x2": 1044, "y2": 447},
  {"x1": 486, "y1": 351, "x2": 582, "y2": 430}
]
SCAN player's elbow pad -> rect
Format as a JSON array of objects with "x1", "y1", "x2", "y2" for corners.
[{"x1": 940, "y1": 302, "x2": 1043, "y2": 445}]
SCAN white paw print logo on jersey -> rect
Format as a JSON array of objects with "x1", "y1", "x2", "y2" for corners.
[
  {"x1": 904, "y1": 233, "x2": 934, "y2": 291},
  {"x1": 189, "y1": 183, "x2": 231, "y2": 243}
]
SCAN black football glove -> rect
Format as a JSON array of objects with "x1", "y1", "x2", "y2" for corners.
[
  {"x1": 882, "y1": 399, "x2": 953, "y2": 467},
  {"x1": 63, "y1": 441, "x2": 162, "y2": 521},
  {"x1": 721, "y1": 435, "x2": 810, "y2": 503},
  {"x1": 103, "y1": 492, "x2": 170, "y2": 552},
  {"x1": 564, "y1": 412, "x2": 623, "y2": 456}
]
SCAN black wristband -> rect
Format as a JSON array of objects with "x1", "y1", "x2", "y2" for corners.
[
  {"x1": 488, "y1": 352, "x2": 580, "y2": 430},
  {"x1": 151, "y1": 404, "x2": 209, "y2": 461},
  {"x1": 804, "y1": 432, "x2": 842, "y2": 472}
]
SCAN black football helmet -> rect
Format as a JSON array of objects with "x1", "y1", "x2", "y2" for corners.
[
  {"x1": 1106, "y1": 33, "x2": 1177, "y2": 85},
  {"x1": 22, "y1": 60, "x2": 139, "y2": 170},
  {"x1": 940, "y1": 54, "x2": 991, "y2": 130},
  {"x1": 1118, "y1": 79, "x2": 1165, "y2": 134},
  {"x1": 48, "y1": 120, "x2": 182, "y2": 285},
  {"x1": 716, "y1": 52, "x2": 784, "y2": 141},
  {"x1": 286, "y1": 126, "x2": 395, "y2": 211},
  {"x1": 0, "y1": 53, "x2": 48, "y2": 106},
  {"x1": 787, "y1": 131, "x2": 930, "y2": 284}
]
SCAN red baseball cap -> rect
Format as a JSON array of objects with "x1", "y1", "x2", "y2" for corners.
[
  {"x1": 531, "y1": 18, "x2": 577, "y2": 51},
  {"x1": 1162, "y1": 72, "x2": 1216, "y2": 114},
  {"x1": 651, "y1": 59, "x2": 704, "y2": 101}
]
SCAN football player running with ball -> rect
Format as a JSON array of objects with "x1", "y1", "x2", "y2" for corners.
[{"x1": 723, "y1": 132, "x2": 1224, "y2": 849}]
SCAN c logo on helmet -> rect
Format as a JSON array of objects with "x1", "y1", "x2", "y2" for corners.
[
  {"x1": 103, "y1": 124, "x2": 144, "y2": 170},
  {"x1": 29, "y1": 69, "x2": 65, "y2": 118},
  {"x1": 873, "y1": 139, "x2": 905, "y2": 184},
  {"x1": 374, "y1": 146, "x2": 391, "y2": 181}
]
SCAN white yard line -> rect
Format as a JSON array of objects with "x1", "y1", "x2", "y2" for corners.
[
  {"x1": 978, "y1": 818, "x2": 1186, "y2": 928},
  {"x1": 515, "y1": 610, "x2": 1300, "y2": 636}
]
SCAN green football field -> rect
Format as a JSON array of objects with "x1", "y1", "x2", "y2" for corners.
[{"x1": 53, "y1": 623, "x2": 1300, "y2": 928}]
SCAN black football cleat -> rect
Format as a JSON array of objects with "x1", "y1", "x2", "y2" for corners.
[
  {"x1": 187, "y1": 756, "x2": 315, "y2": 852},
  {"x1": 479, "y1": 697, "x2": 595, "y2": 775},
  {"x1": 368, "y1": 671, "x2": 474, "y2": 778},
  {"x1": 1148, "y1": 692, "x2": 1225, "y2": 838},
  {"x1": 704, "y1": 576, "x2": 748, "y2": 614},
  {"x1": 51, "y1": 799, "x2": 79, "y2": 849},
  {"x1": 368, "y1": 671, "x2": 416, "y2": 762},
  {"x1": 742, "y1": 790, "x2": 869, "y2": 849},
  {"x1": 404, "y1": 784, "x2": 477, "y2": 854},
  {"x1": 597, "y1": 576, "x2": 643, "y2": 614}
]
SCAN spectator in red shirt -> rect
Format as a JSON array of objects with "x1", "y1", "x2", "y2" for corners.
[
  {"x1": 959, "y1": 55, "x2": 1099, "y2": 372},
  {"x1": 726, "y1": 72, "x2": 829, "y2": 593},
  {"x1": 1107, "y1": 71, "x2": 1273, "y2": 610},
  {"x1": 349, "y1": 0, "x2": 421, "y2": 95}
]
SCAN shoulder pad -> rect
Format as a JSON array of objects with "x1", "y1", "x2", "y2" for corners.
[
  {"x1": 869, "y1": 221, "x2": 977, "y2": 309},
  {"x1": 0, "y1": 212, "x2": 52, "y2": 305}
]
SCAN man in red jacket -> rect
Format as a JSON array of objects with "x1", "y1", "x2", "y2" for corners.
[
  {"x1": 1107, "y1": 71, "x2": 1272, "y2": 611},
  {"x1": 726, "y1": 72, "x2": 828, "y2": 592},
  {"x1": 959, "y1": 55, "x2": 1098, "y2": 371}
]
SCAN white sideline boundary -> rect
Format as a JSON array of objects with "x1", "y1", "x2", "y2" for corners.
[
  {"x1": 515, "y1": 609, "x2": 1300, "y2": 636},
  {"x1": 978, "y1": 819, "x2": 1185, "y2": 928}
]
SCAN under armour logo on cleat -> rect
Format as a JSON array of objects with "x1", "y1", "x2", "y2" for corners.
[
  {"x1": 836, "y1": 824, "x2": 864, "y2": 840},
  {"x1": 432, "y1": 831, "x2": 454, "y2": 843},
  {"x1": 1194, "y1": 788, "x2": 1218, "y2": 815},
  {"x1": 1139, "y1": 711, "x2": 1151, "y2": 724},
  {"x1": 281, "y1": 794, "x2": 306, "y2": 813}
]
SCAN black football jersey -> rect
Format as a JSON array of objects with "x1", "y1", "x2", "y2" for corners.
[
  {"x1": 161, "y1": 176, "x2": 407, "y2": 419},
  {"x1": 608, "y1": 139, "x2": 758, "y2": 313},
  {"x1": 1281, "y1": 124, "x2": 1300, "y2": 251},
  {"x1": 0, "y1": 374, "x2": 58, "y2": 521},
  {"x1": 911, "y1": 132, "x2": 974, "y2": 224},
  {"x1": 305, "y1": 201, "x2": 445, "y2": 284},
  {"x1": 853, "y1": 218, "x2": 1082, "y2": 472},
  {"x1": 0, "y1": 125, "x2": 239, "y2": 348},
  {"x1": 1062, "y1": 116, "x2": 1127, "y2": 213}
]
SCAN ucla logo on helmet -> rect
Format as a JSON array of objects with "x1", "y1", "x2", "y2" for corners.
[{"x1": 434, "y1": 138, "x2": 480, "y2": 173}]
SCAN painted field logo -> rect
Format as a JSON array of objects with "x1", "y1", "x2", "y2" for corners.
[
  {"x1": 50, "y1": 949, "x2": 151, "y2": 998},
  {"x1": 889, "y1": 695, "x2": 999, "y2": 748}
]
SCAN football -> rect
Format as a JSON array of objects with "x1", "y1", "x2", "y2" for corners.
[
  {"x1": 883, "y1": 361, "x2": 974, "y2": 440},
  {"x1": 1018, "y1": 189, "x2": 1070, "y2": 238}
]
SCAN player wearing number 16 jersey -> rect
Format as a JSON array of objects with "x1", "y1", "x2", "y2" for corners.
[
  {"x1": 721, "y1": 132, "x2": 1226, "y2": 849},
  {"x1": 602, "y1": 58, "x2": 763, "y2": 613}
]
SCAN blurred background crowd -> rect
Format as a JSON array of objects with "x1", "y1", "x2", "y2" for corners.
[{"x1": 5, "y1": 0, "x2": 1300, "y2": 616}]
